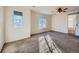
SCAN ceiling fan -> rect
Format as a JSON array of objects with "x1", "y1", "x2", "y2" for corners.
[{"x1": 56, "y1": 7, "x2": 68, "y2": 13}]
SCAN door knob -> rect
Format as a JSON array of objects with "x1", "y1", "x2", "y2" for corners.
[{"x1": 76, "y1": 24, "x2": 78, "y2": 26}]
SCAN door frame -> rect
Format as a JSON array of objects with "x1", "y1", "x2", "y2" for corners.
[{"x1": 67, "y1": 14, "x2": 76, "y2": 35}]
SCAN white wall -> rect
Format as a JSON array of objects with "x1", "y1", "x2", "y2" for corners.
[
  {"x1": 52, "y1": 13, "x2": 68, "y2": 33},
  {"x1": 5, "y1": 7, "x2": 31, "y2": 42},
  {"x1": 0, "y1": 7, "x2": 4, "y2": 51}
]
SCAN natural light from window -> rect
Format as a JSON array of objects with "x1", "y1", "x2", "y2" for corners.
[{"x1": 38, "y1": 16, "x2": 46, "y2": 29}]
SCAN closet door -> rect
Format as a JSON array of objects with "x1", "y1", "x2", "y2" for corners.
[{"x1": 75, "y1": 14, "x2": 79, "y2": 36}]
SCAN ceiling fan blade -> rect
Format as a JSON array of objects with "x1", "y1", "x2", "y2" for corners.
[
  {"x1": 32, "y1": 6, "x2": 36, "y2": 8},
  {"x1": 63, "y1": 11, "x2": 66, "y2": 12},
  {"x1": 64, "y1": 8, "x2": 68, "y2": 10}
]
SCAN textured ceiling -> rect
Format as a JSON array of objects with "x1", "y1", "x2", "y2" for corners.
[{"x1": 28, "y1": 6, "x2": 79, "y2": 15}]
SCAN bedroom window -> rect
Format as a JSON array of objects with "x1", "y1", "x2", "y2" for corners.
[
  {"x1": 14, "y1": 11, "x2": 23, "y2": 28},
  {"x1": 38, "y1": 16, "x2": 46, "y2": 29}
]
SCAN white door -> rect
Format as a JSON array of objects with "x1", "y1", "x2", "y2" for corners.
[{"x1": 75, "y1": 14, "x2": 79, "y2": 36}]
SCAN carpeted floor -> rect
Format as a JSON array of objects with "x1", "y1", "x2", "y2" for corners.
[
  {"x1": 2, "y1": 35, "x2": 39, "y2": 53},
  {"x1": 1, "y1": 31, "x2": 79, "y2": 53}
]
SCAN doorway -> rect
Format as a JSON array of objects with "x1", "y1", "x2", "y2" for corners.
[{"x1": 68, "y1": 15, "x2": 76, "y2": 35}]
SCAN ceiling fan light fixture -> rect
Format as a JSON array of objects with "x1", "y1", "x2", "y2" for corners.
[{"x1": 57, "y1": 7, "x2": 68, "y2": 13}]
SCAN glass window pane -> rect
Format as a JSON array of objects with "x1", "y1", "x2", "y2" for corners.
[
  {"x1": 38, "y1": 16, "x2": 46, "y2": 29},
  {"x1": 14, "y1": 11, "x2": 23, "y2": 28}
]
